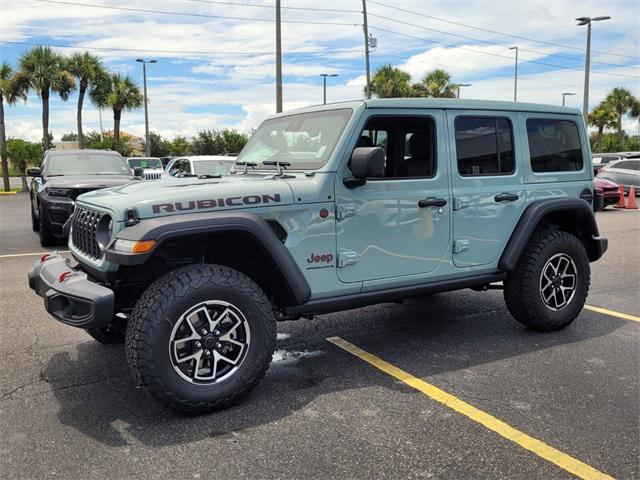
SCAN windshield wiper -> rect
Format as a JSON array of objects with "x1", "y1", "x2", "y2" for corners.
[
  {"x1": 234, "y1": 161, "x2": 257, "y2": 174},
  {"x1": 262, "y1": 160, "x2": 291, "y2": 176}
]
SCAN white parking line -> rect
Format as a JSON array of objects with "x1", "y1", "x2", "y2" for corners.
[{"x1": 0, "y1": 251, "x2": 70, "y2": 259}]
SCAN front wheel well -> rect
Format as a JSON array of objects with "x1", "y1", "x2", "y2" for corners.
[{"x1": 119, "y1": 231, "x2": 299, "y2": 309}]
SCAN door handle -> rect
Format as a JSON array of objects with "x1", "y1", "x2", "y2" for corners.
[
  {"x1": 494, "y1": 192, "x2": 519, "y2": 202},
  {"x1": 418, "y1": 198, "x2": 447, "y2": 208}
]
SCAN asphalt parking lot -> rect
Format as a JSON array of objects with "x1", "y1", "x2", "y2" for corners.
[{"x1": 1, "y1": 193, "x2": 638, "y2": 480}]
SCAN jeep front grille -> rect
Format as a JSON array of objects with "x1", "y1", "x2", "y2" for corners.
[
  {"x1": 71, "y1": 206, "x2": 103, "y2": 260},
  {"x1": 144, "y1": 172, "x2": 162, "y2": 180}
]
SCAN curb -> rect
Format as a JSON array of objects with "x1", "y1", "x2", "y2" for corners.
[{"x1": 0, "y1": 191, "x2": 18, "y2": 196}]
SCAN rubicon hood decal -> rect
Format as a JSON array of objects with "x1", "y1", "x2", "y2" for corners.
[{"x1": 152, "y1": 194, "x2": 282, "y2": 213}]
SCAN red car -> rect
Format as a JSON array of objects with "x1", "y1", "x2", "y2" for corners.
[{"x1": 594, "y1": 177, "x2": 620, "y2": 210}]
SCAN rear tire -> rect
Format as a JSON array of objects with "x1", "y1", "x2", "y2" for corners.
[
  {"x1": 38, "y1": 205, "x2": 56, "y2": 247},
  {"x1": 125, "y1": 264, "x2": 275, "y2": 414},
  {"x1": 504, "y1": 229, "x2": 590, "y2": 331}
]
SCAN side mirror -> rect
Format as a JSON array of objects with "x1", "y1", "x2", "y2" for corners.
[
  {"x1": 344, "y1": 147, "x2": 385, "y2": 188},
  {"x1": 27, "y1": 167, "x2": 41, "y2": 177},
  {"x1": 133, "y1": 167, "x2": 145, "y2": 177}
]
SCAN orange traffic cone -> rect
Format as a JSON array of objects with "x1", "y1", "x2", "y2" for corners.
[
  {"x1": 614, "y1": 184, "x2": 626, "y2": 208},
  {"x1": 626, "y1": 186, "x2": 638, "y2": 209}
]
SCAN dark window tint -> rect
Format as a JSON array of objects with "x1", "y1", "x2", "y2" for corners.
[
  {"x1": 527, "y1": 119, "x2": 583, "y2": 172},
  {"x1": 614, "y1": 160, "x2": 640, "y2": 171},
  {"x1": 455, "y1": 117, "x2": 514, "y2": 176}
]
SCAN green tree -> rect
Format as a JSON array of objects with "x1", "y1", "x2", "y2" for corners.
[
  {"x1": 588, "y1": 103, "x2": 617, "y2": 144},
  {"x1": 6, "y1": 139, "x2": 44, "y2": 192},
  {"x1": 91, "y1": 73, "x2": 142, "y2": 150},
  {"x1": 169, "y1": 136, "x2": 193, "y2": 156},
  {"x1": 604, "y1": 87, "x2": 640, "y2": 143},
  {"x1": 192, "y1": 129, "x2": 217, "y2": 155},
  {"x1": 12, "y1": 46, "x2": 75, "y2": 149},
  {"x1": 61, "y1": 132, "x2": 78, "y2": 141},
  {"x1": 143, "y1": 131, "x2": 172, "y2": 157},
  {"x1": 414, "y1": 69, "x2": 458, "y2": 98},
  {"x1": 67, "y1": 52, "x2": 105, "y2": 149},
  {"x1": 1, "y1": 62, "x2": 27, "y2": 192},
  {"x1": 370, "y1": 64, "x2": 412, "y2": 98},
  {"x1": 218, "y1": 129, "x2": 248, "y2": 154}
]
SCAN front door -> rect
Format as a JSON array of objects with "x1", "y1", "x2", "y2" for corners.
[
  {"x1": 335, "y1": 110, "x2": 451, "y2": 284},
  {"x1": 447, "y1": 111, "x2": 526, "y2": 267}
]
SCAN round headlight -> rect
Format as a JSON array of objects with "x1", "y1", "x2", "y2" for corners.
[{"x1": 96, "y1": 214, "x2": 113, "y2": 250}]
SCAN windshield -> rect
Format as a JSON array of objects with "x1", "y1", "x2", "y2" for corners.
[
  {"x1": 193, "y1": 160, "x2": 235, "y2": 176},
  {"x1": 128, "y1": 158, "x2": 162, "y2": 169},
  {"x1": 46, "y1": 154, "x2": 130, "y2": 176},
  {"x1": 236, "y1": 108, "x2": 352, "y2": 170}
]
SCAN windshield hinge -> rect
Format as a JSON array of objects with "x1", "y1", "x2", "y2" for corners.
[
  {"x1": 336, "y1": 204, "x2": 357, "y2": 220},
  {"x1": 337, "y1": 251, "x2": 358, "y2": 268}
]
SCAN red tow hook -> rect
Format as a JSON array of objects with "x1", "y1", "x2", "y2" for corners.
[
  {"x1": 40, "y1": 253, "x2": 51, "y2": 263},
  {"x1": 58, "y1": 271, "x2": 74, "y2": 283}
]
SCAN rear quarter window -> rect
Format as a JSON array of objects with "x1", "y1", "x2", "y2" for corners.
[{"x1": 526, "y1": 118, "x2": 583, "y2": 173}]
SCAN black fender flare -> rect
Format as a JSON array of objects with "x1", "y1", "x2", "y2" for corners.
[
  {"x1": 498, "y1": 198, "x2": 608, "y2": 271},
  {"x1": 105, "y1": 211, "x2": 311, "y2": 305}
]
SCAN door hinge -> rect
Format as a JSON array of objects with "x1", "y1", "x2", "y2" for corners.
[
  {"x1": 336, "y1": 204, "x2": 357, "y2": 220},
  {"x1": 453, "y1": 197, "x2": 469, "y2": 211},
  {"x1": 337, "y1": 251, "x2": 358, "y2": 268},
  {"x1": 453, "y1": 239, "x2": 470, "y2": 254}
]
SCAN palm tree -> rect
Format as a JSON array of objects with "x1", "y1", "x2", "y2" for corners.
[
  {"x1": 605, "y1": 87, "x2": 640, "y2": 143},
  {"x1": 588, "y1": 103, "x2": 617, "y2": 143},
  {"x1": 416, "y1": 69, "x2": 458, "y2": 98},
  {"x1": 370, "y1": 65, "x2": 412, "y2": 98},
  {"x1": 1, "y1": 62, "x2": 27, "y2": 192},
  {"x1": 91, "y1": 73, "x2": 142, "y2": 148},
  {"x1": 67, "y1": 52, "x2": 105, "y2": 149},
  {"x1": 13, "y1": 46, "x2": 75, "y2": 150}
]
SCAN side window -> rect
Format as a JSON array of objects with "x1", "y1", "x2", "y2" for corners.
[
  {"x1": 455, "y1": 117, "x2": 515, "y2": 176},
  {"x1": 526, "y1": 118, "x2": 583, "y2": 172},
  {"x1": 355, "y1": 116, "x2": 436, "y2": 179}
]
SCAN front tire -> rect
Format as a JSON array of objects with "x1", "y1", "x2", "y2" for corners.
[
  {"x1": 38, "y1": 205, "x2": 56, "y2": 247},
  {"x1": 125, "y1": 264, "x2": 275, "y2": 414},
  {"x1": 31, "y1": 200, "x2": 40, "y2": 232},
  {"x1": 504, "y1": 230, "x2": 590, "y2": 331}
]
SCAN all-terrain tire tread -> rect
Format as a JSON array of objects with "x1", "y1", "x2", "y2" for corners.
[
  {"x1": 504, "y1": 229, "x2": 590, "y2": 331},
  {"x1": 125, "y1": 264, "x2": 275, "y2": 414}
]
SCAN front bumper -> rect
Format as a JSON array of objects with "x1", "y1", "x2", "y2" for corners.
[{"x1": 28, "y1": 253, "x2": 114, "y2": 329}]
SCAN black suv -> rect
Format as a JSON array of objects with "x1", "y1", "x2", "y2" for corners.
[{"x1": 29, "y1": 149, "x2": 140, "y2": 246}]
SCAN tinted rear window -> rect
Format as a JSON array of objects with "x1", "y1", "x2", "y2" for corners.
[
  {"x1": 455, "y1": 117, "x2": 515, "y2": 176},
  {"x1": 527, "y1": 119, "x2": 583, "y2": 172}
]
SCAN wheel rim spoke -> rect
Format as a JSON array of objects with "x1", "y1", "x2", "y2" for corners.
[
  {"x1": 539, "y1": 253, "x2": 578, "y2": 311},
  {"x1": 168, "y1": 300, "x2": 251, "y2": 385}
]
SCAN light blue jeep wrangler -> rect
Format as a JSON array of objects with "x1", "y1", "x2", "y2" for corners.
[{"x1": 29, "y1": 99, "x2": 607, "y2": 413}]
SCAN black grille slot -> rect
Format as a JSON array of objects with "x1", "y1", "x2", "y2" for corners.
[{"x1": 71, "y1": 206, "x2": 103, "y2": 260}]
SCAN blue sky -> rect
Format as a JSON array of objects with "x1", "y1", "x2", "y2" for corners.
[{"x1": 1, "y1": 0, "x2": 639, "y2": 142}]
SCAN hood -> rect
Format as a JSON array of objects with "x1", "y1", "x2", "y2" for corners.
[
  {"x1": 44, "y1": 175, "x2": 136, "y2": 189},
  {"x1": 77, "y1": 174, "x2": 295, "y2": 220}
]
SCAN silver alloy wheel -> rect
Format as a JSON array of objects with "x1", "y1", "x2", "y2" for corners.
[
  {"x1": 539, "y1": 253, "x2": 578, "y2": 311},
  {"x1": 169, "y1": 300, "x2": 251, "y2": 384}
]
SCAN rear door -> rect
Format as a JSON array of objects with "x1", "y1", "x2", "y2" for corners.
[{"x1": 447, "y1": 110, "x2": 526, "y2": 267}]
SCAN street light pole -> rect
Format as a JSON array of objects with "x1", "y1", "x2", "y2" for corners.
[
  {"x1": 362, "y1": 0, "x2": 371, "y2": 99},
  {"x1": 562, "y1": 92, "x2": 576, "y2": 106},
  {"x1": 576, "y1": 16, "x2": 611, "y2": 123},
  {"x1": 136, "y1": 58, "x2": 157, "y2": 157},
  {"x1": 509, "y1": 46, "x2": 518, "y2": 102},
  {"x1": 456, "y1": 83, "x2": 471, "y2": 99},
  {"x1": 275, "y1": 0, "x2": 283, "y2": 113},
  {"x1": 320, "y1": 74, "x2": 338, "y2": 104}
]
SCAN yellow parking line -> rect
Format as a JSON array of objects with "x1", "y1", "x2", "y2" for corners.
[
  {"x1": 584, "y1": 305, "x2": 640, "y2": 323},
  {"x1": 0, "y1": 251, "x2": 70, "y2": 259},
  {"x1": 327, "y1": 336, "x2": 614, "y2": 480}
]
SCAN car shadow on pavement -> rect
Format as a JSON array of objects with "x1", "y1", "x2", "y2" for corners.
[{"x1": 43, "y1": 292, "x2": 628, "y2": 448}]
